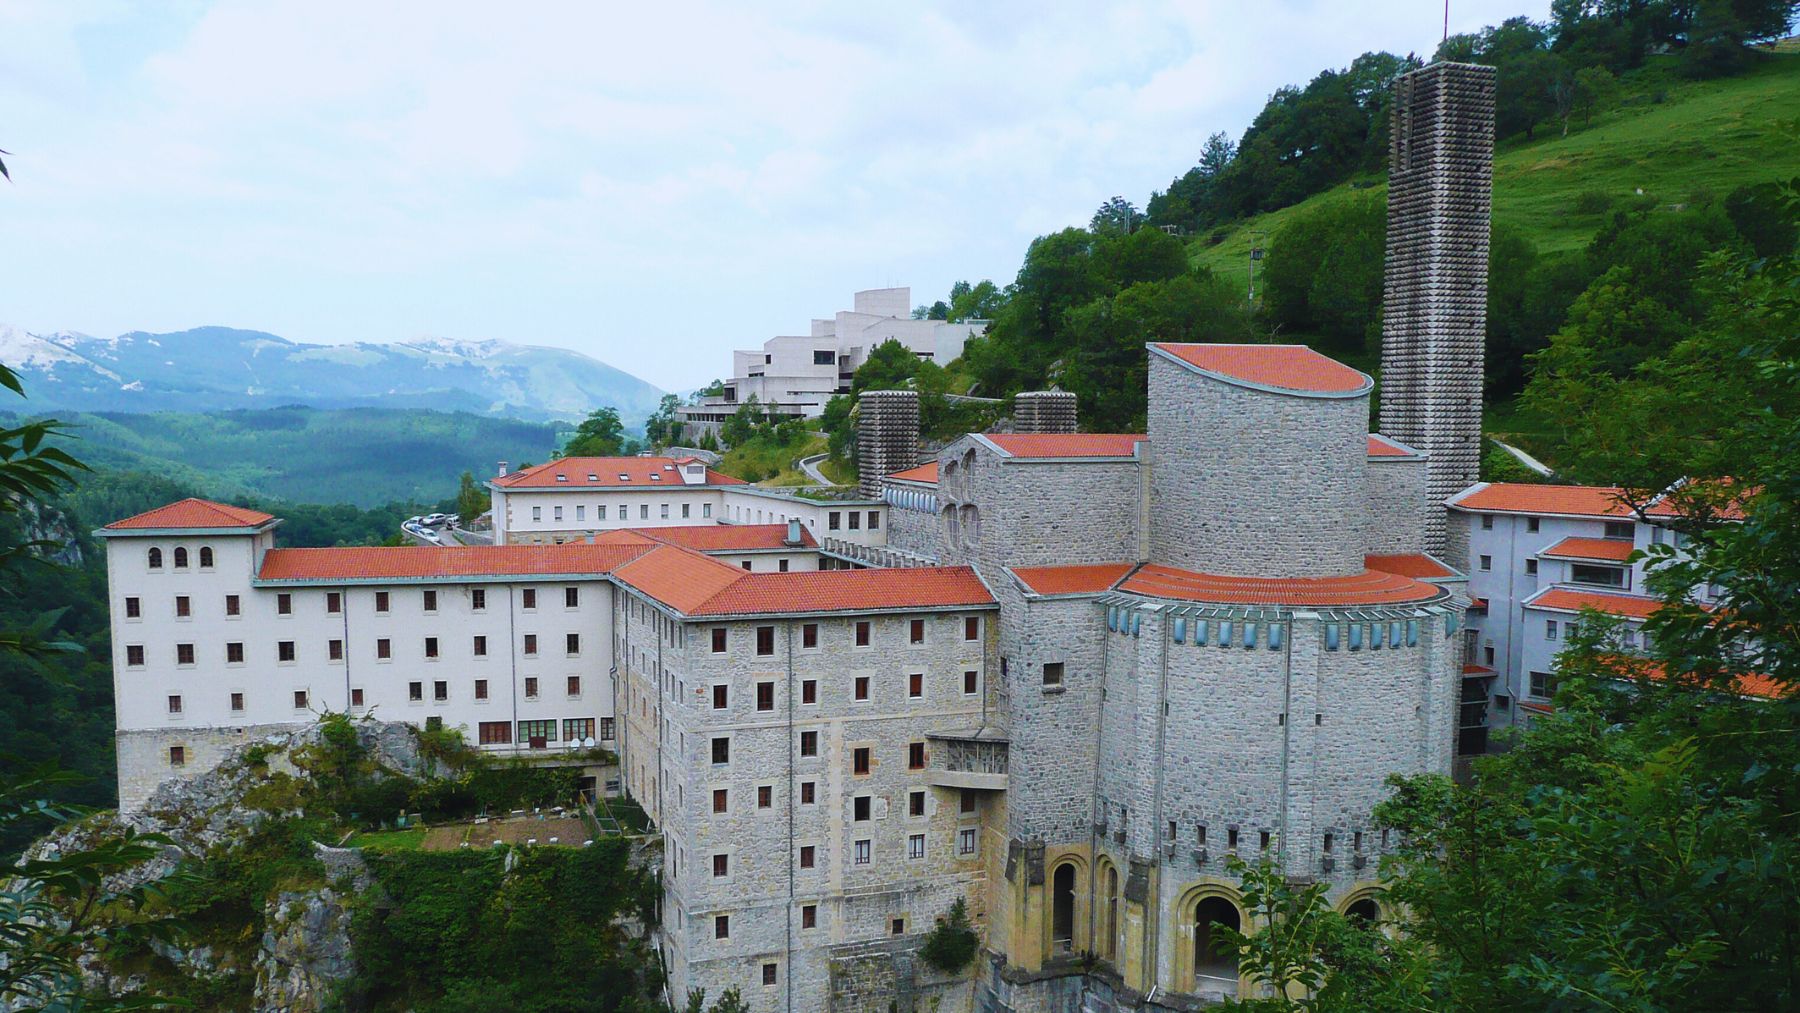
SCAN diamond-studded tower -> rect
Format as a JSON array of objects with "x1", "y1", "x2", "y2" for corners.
[{"x1": 1379, "y1": 61, "x2": 1495, "y2": 563}]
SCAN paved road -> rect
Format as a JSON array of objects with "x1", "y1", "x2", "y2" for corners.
[
  {"x1": 399, "y1": 523, "x2": 493, "y2": 546},
  {"x1": 797, "y1": 453, "x2": 831, "y2": 486}
]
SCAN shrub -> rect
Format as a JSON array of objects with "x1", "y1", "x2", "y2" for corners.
[
  {"x1": 1572, "y1": 190, "x2": 1613, "y2": 215},
  {"x1": 919, "y1": 898, "x2": 979, "y2": 974}
]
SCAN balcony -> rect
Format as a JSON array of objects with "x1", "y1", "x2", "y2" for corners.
[{"x1": 925, "y1": 728, "x2": 1008, "y2": 791}]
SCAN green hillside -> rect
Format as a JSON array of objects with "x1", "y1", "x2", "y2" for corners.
[
  {"x1": 2, "y1": 406, "x2": 561, "y2": 509},
  {"x1": 1191, "y1": 52, "x2": 1800, "y2": 293}
]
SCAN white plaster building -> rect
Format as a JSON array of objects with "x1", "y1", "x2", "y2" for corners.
[{"x1": 674, "y1": 287, "x2": 987, "y2": 440}]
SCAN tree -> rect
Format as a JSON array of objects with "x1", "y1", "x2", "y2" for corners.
[
  {"x1": 1089, "y1": 196, "x2": 1143, "y2": 236},
  {"x1": 1196, "y1": 131, "x2": 1236, "y2": 179},
  {"x1": 1260, "y1": 197, "x2": 1385, "y2": 352},
  {"x1": 1570, "y1": 65, "x2": 1619, "y2": 128},
  {"x1": 946, "y1": 279, "x2": 1003, "y2": 322},
  {"x1": 454, "y1": 471, "x2": 489, "y2": 523},
  {"x1": 919, "y1": 897, "x2": 979, "y2": 974},
  {"x1": 718, "y1": 396, "x2": 764, "y2": 449},
  {"x1": 643, "y1": 393, "x2": 684, "y2": 448},
  {"x1": 560, "y1": 407, "x2": 625, "y2": 457}
]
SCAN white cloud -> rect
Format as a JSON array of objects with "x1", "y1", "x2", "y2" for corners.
[{"x1": 0, "y1": 0, "x2": 1545, "y2": 391}]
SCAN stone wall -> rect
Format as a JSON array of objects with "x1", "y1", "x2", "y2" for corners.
[
  {"x1": 859, "y1": 391, "x2": 921, "y2": 498},
  {"x1": 938, "y1": 437, "x2": 1143, "y2": 576},
  {"x1": 117, "y1": 722, "x2": 304, "y2": 814},
  {"x1": 1365, "y1": 456, "x2": 1429, "y2": 556}
]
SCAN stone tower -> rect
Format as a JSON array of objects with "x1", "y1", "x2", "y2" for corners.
[
  {"x1": 1379, "y1": 61, "x2": 1495, "y2": 562},
  {"x1": 856, "y1": 389, "x2": 919, "y2": 497},
  {"x1": 1011, "y1": 390, "x2": 1079, "y2": 434}
]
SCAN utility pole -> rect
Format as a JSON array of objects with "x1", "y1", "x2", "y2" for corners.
[{"x1": 1246, "y1": 230, "x2": 1266, "y2": 305}]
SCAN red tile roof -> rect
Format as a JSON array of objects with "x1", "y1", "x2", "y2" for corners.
[
  {"x1": 1524, "y1": 587, "x2": 1664, "y2": 620},
  {"x1": 1010, "y1": 563, "x2": 1136, "y2": 596},
  {"x1": 492, "y1": 457, "x2": 746, "y2": 489},
  {"x1": 1119, "y1": 564, "x2": 1443, "y2": 606},
  {"x1": 1646, "y1": 479, "x2": 1755, "y2": 522},
  {"x1": 982, "y1": 434, "x2": 1145, "y2": 458},
  {"x1": 1540, "y1": 537, "x2": 1637, "y2": 563},
  {"x1": 885, "y1": 462, "x2": 939, "y2": 484},
  {"x1": 593, "y1": 524, "x2": 816, "y2": 551},
  {"x1": 1463, "y1": 664, "x2": 1496, "y2": 676},
  {"x1": 1449, "y1": 482, "x2": 1635, "y2": 518},
  {"x1": 610, "y1": 543, "x2": 994, "y2": 616},
  {"x1": 258, "y1": 543, "x2": 650, "y2": 582},
  {"x1": 104, "y1": 498, "x2": 276, "y2": 531},
  {"x1": 1606, "y1": 654, "x2": 1784, "y2": 700},
  {"x1": 1366, "y1": 434, "x2": 1421, "y2": 458},
  {"x1": 1366, "y1": 553, "x2": 1459, "y2": 579},
  {"x1": 1151, "y1": 343, "x2": 1371, "y2": 395}
]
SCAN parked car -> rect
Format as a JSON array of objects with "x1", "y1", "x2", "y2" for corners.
[{"x1": 422, "y1": 513, "x2": 447, "y2": 525}]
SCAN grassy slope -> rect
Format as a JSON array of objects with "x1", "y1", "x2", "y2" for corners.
[{"x1": 1191, "y1": 52, "x2": 1800, "y2": 294}]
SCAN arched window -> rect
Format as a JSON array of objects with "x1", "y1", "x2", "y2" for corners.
[
  {"x1": 1345, "y1": 897, "x2": 1380, "y2": 924},
  {"x1": 1051, "y1": 863, "x2": 1076, "y2": 952},
  {"x1": 199, "y1": 546, "x2": 214, "y2": 568},
  {"x1": 1194, "y1": 897, "x2": 1241, "y2": 989},
  {"x1": 173, "y1": 546, "x2": 189, "y2": 568},
  {"x1": 147, "y1": 547, "x2": 163, "y2": 569},
  {"x1": 1103, "y1": 865, "x2": 1120, "y2": 959},
  {"x1": 960, "y1": 505, "x2": 980, "y2": 549}
]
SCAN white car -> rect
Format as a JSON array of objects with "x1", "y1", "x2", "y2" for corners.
[{"x1": 422, "y1": 513, "x2": 447, "y2": 526}]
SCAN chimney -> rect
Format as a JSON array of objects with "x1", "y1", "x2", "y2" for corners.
[
  {"x1": 497, "y1": 460, "x2": 509, "y2": 477},
  {"x1": 785, "y1": 518, "x2": 803, "y2": 547}
]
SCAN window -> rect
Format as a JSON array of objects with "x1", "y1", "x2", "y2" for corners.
[
  {"x1": 564, "y1": 718, "x2": 595, "y2": 742},
  {"x1": 126, "y1": 644, "x2": 145, "y2": 667},
  {"x1": 909, "y1": 789, "x2": 926, "y2": 817},
  {"x1": 423, "y1": 590, "x2": 437, "y2": 612},
  {"x1": 853, "y1": 746, "x2": 871, "y2": 775},
  {"x1": 1479, "y1": 555, "x2": 1493, "y2": 571},
  {"x1": 409, "y1": 681, "x2": 424, "y2": 701},
  {"x1": 756, "y1": 681, "x2": 775, "y2": 711},
  {"x1": 802, "y1": 679, "x2": 817, "y2": 705},
  {"x1": 712, "y1": 684, "x2": 728, "y2": 709},
  {"x1": 566, "y1": 633, "x2": 580, "y2": 655},
  {"x1": 174, "y1": 595, "x2": 191, "y2": 618},
  {"x1": 758, "y1": 785, "x2": 772, "y2": 809},
  {"x1": 1604, "y1": 520, "x2": 1635, "y2": 540},
  {"x1": 854, "y1": 840, "x2": 871, "y2": 865},
  {"x1": 523, "y1": 634, "x2": 537, "y2": 656},
  {"x1": 377, "y1": 638, "x2": 391, "y2": 659},
  {"x1": 168, "y1": 694, "x2": 182, "y2": 714},
  {"x1": 1481, "y1": 514, "x2": 1494, "y2": 530},
  {"x1": 468, "y1": 635, "x2": 486, "y2": 657},
  {"x1": 1546, "y1": 620, "x2": 1560, "y2": 641},
  {"x1": 565, "y1": 586, "x2": 579, "y2": 608},
  {"x1": 532, "y1": 506, "x2": 542, "y2": 522},
  {"x1": 275, "y1": 640, "x2": 294, "y2": 662},
  {"x1": 225, "y1": 594, "x2": 240, "y2": 616},
  {"x1": 854, "y1": 675, "x2": 870, "y2": 701},
  {"x1": 1530, "y1": 670, "x2": 1556, "y2": 698},
  {"x1": 554, "y1": 506, "x2": 563, "y2": 521},
  {"x1": 908, "y1": 742, "x2": 926, "y2": 770},
  {"x1": 802, "y1": 904, "x2": 817, "y2": 929},
  {"x1": 424, "y1": 637, "x2": 439, "y2": 659},
  {"x1": 474, "y1": 679, "x2": 489, "y2": 700},
  {"x1": 711, "y1": 737, "x2": 730, "y2": 765},
  {"x1": 703, "y1": 503, "x2": 712, "y2": 518},
  {"x1": 471, "y1": 588, "x2": 486, "y2": 611},
  {"x1": 800, "y1": 780, "x2": 816, "y2": 804},
  {"x1": 908, "y1": 834, "x2": 925, "y2": 859},
  {"x1": 814, "y1": 349, "x2": 835, "y2": 365},
  {"x1": 712, "y1": 854, "x2": 729, "y2": 878},
  {"x1": 375, "y1": 591, "x2": 390, "y2": 613},
  {"x1": 640, "y1": 504, "x2": 649, "y2": 520},
  {"x1": 708, "y1": 628, "x2": 728, "y2": 654},
  {"x1": 659, "y1": 504, "x2": 669, "y2": 519},
  {"x1": 479, "y1": 721, "x2": 511, "y2": 744},
  {"x1": 756, "y1": 626, "x2": 775, "y2": 656},
  {"x1": 778, "y1": 559, "x2": 789, "y2": 572},
  {"x1": 800, "y1": 731, "x2": 819, "y2": 757},
  {"x1": 1527, "y1": 517, "x2": 1540, "y2": 533},
  {"x1": 959, "y1": 828, "x2": 977, "y2": 854},
  {"x1": 227, "y1": 642, "x2": 244, "y2": 663},
  {"x1": 854, "y1": 795, "x2": 871, "y2": 821},
  {"x1": 828, "y1": 512, "x2": 841, "y2": 531},
  {"x1": 518, "y1": 719, "x2": 556, "y2": 744},
  {"x1": 124, "y1": 596, "x2": 140, "y2": 619},
  {"x1": 576, "y1": 505, "x2": 585, "y2": 521},
  {"x1": 294, "y1": 690, "x2": 309, "y2": 709},
  {"x1": 960, "y1": 790, "x2": 977, "y2": 814},
  {"x1": 326, "y1": 592, "x2": 341, "y2": 614},
  {"x1": 351, "y1": 687, "x2": 364, "y2": 706},
  {"x1": 148, "y1": 547, "x2": 163, "y2": 569},
  {"x1": 600, "y1": 717, "x2": 614, "y2": 740},
  {"x1": 800, "y1": 845, "x2": 815, "y2": 868},
  {"x1": 1571, "y1": 563, "x2": 1627, "y2": 588},
  {"x1": 802, "y1": 623, "x2": 818, "y2": 648},
  {"x1": 168, "y1": 745, "x2": 185, "y2": 766},
  {"x1": 908, "y1": 672, "x2": 923, "y2": 699},
  {"x1": 1042, "y1": 662, "x2": 1064, "y2": 687},
  {"x1": 434, "y1": 681, "x2": 448, "y2": 701},
  {"x1": 855, "y1": 621, "x2": 871, "y2": 647},
  {"x1": 524, "y1": 677, "x2": 539, "y2": 698},
  {"x1": 891, "y1": 918, "x2": 905, "y2": 935},
  {"x1": 869, "y1": 511, "x2": 880, "y2": 530},
  {"x1": 909, "y1": 618, "x2": 925, "y2": 644},
  {"x1": 714, "y1": 915, "x2": 730, "y2": 940},
  {"x1": 567, "y1": 675, "x2": 581, "y2": 697},
  {"x1": 712, "y1": 789, "x2": 729, "y2": 814},
  {"x1": 277, "y1": 593, "x2": 292, "y2": 615},
  {"x1": 963, "y1": 670, "x2": 979, "y2": 695},
  {"x1": 173, "y1": 547, "x2": 189, "y2": 568},
  {"x1": 199, "y1": 546, "x2": 214, "y2": 568},
  {"x1": 177, "y1": 643, "x2": 195, "y2": 665},
  {"x1": 762, "y1": 963, "x2": 778, "y2": 987},
  {"x1": 1525, "y1": 558, "x2": 1538, "y2": 576},
  {"x1": 230, "y1": 691, "x2": 244, "y2": 711}
]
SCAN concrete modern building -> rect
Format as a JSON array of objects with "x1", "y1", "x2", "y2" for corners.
[{"x1": 675, "y1": 287, "x2": 987, "y2": 442}]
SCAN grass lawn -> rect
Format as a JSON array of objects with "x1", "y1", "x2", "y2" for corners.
[
  {"x1": 344, "y1": 827, "x2": 428, "y2": 852},
  {"x1": 1191, "y1": 53, "x2": 1800, "y2": 292}
]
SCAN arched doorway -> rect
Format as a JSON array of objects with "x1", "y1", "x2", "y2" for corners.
[
  {"x1": 1102, "y1": 864, "x2": 1120, "y2": 960},
  {"x1": 1345, "y1": 896, "x2": 1380, "y2": 924},
  {"x1": 1052, "y1": 863, "x2": 1076, "y2": 953},
  {"x1": 1193, "y1": 896, "x2": 1241, "y2": 989}
]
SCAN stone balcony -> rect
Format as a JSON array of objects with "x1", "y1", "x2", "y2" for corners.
[{"x1": 925, "y1": 727, "x2": 1008, "y2": 791}]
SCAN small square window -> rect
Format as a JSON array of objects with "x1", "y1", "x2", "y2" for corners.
[
  {"x1": 712, "y1": 854, "x2": 729, "y2": 878},
  {"x1": 326, "y1": 591, "x2": 341, "y2": 614},
  {"x1": 909, "y1": 618, "x2": 925, "y2": 644},
  {"x1": 225, "y1": 594, "x2": 240, "y2": 617},
  {"x1": 963, "y1": 670, "x2": 979, "y2": 695},
  {"x1": 565, "y1": 586, "x2": 580, "y2": 608},
  {"x1": 521, "y1": 588, "x2": 536, "y2": 609},
  {"x1": 167, "y1": 694, "x2": 182, "y2": 714},
  {"x1": 176, "y1": 643, "x2": 195, "y2": 665},
  {"x1": 713, "y1": 789, "x2": 728, "y2": 813},
  {"x1": 712, "y1": 684, "x2": 729, "y2": 709},
  {"x1": 1525, "y1": 558, "x2": 1538, "y2": 576},
  {"x1": 1479, "y1": 555, "x2": 1493, "y2": 571},
  {"x1": 175, "y1": 595, "x2": 191, "y2": 618},
  {"x1": 524, "y1": 676, "x2": 539, "y2": 698},
  {"x1": 802, "y1": 679, "x2": 817, "y2": 705},
  {"x1": 891, "y1": 917, "x2": 905, "y2": 935},
  {"x1": 909, "y1": 789, "x2": 926, "y2": 817},
  {"x1": 230, "y1": 691, "x2": 244, "y2": 711},
  {"x1": 908, "y1": 672, "x2": 924, "y2": 699},
  {"x1": 908, "y1": 742, "x2": 926, "y2": 770},
  {"x1": 278, "y1": 640, "x2": 295, "y2": 662},
  {"x1": 434, "y1": 680, "x2": 448, "y2": 701},
  {"x1": 351, "y1": 688, "x2": 364, "y2": 707},
  {"x1": 714, "y1": 915, "x2": 730, "y2": 939},
  {"x1": 762, "y1": 963, "x2": 778, "y2": 986},
  {"x1": 124, "y1": 596, "x2": 141, "y2": 619},
  {"x1": 1042, "y1": 662, "x2": 1064, "y2": 687},
  {"x1": 802, "y1": 904, "x2": 817, "y2": 928},
  {"x1": 126, "y1": 644, "x2": 145, "y2": 667},
  {"x1": 756, "y1": 681, "x2": 775, "y2": 711},
  {"x1": 960, "y1": 790, "x2": 977, "y2": 814},
  {"x1": 377, "y1": 638, "x2": 392, "y2": 659},
  {"x1": 758, "y1": 785, "x2": 773, "y2": 809},
  {"x1": 800, "y1": 731, "x2": 819, "y2": 757},
  {"x1": 1481, "y1": 514, "x2": 1494, "y2": 530},
  {"x1": 277, "y1": 592, "x2": 292, "y2": 615},
  {"x1": 1526, "y1": 517, "x2": 1540, "y2": 533},
  {"x1": 855, "y1": 621, "x2": 871, "y2": 647},
  {"x1": 169, "y1": 746, "x2": 185, "y2": 766},
  {"x1": 801, "y1": 781, "x2": 816, "y2": 804},
  {"x1": 908, "y1": 834, "x2": 925, "y2": 860},
  {"x1": 409, "y1": 681, "x2": 424, "y2": 701},
  {"x1": 964, "y1": 616, "x2": 980, "y2": 641},
  {"x1": 854, "y1": 839, "x2": 871, "y2": 865},
  {"x1": 959, "y1": 828, "x2": 977, "y2": 854},
  {"x1": 227, "y1": 642, "x2": 244, "y2": 664},
  {"x1": 293, "y1": 690, "x2": 309, "y2": 709},
  {"x1": 802, "y1": 623, "x2": 818, "y2": 648},
  {"x1": 567, "y1": 675, "x2": 582, "y2": 697},
  {"x1": 854, "y1": 795, "x2": 871, "y2": 821},
  {"x1": 711, "y1": 737, "x2": 730, "y2": 765},
  {"x1": 853, "y1": 746, "x2": 871, "y2": 775},
  {"x1": 475, "y1": 679, "x2": 488, "y2": 700},
  {"x1": 854, "y1": 675, "x2": 870, "y2": 701},
  {"x1": 711, "y1": 628, "x2": 727, "y2": 654},
  {"x1": 756, "y1": 626, "x2": 775, "y2": 656},
  {"x1": 800, "y1": 845, "x2": 815, "y2": 869},
  {"x1": 375, "y1": 591, "x2": 390, "y2": 613}
]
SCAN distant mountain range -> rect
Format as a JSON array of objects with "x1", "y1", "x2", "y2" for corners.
[{"x1": 0, "y1": 325, "x2": 665, "y2": 423}]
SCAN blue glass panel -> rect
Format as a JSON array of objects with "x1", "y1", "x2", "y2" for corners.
[
  {"x1": 1390, "y1": 621, "x2": 1404, "y2": 648},
  {"x1": 1407, "y1": 620, "x2": 1419, "y2": 646},
  {"x1": 1195, "y1": 620, "x2": 1209, "y2": 646},
  {"x1": 1268, "y1": 624, "x2": 1285, "y2": 650},
  {"x1": 1172, "y1": 617, "x2": 1186, "y2": 643},
  {"x1": 1372, "y1": 624, "x2": 1385, "y2": 649},
  {"x1": 1325, "y1": 624, "x2": 1340, "y2": 651},
  {"x1": 1243, "y1": 623, "x2": 1257, "y2": 649},
  {"x1": 1349, "y1": 624, "x2": 1364, "y2": 650},
  {"x1": 1218, "y1": 621, "x2": 1233, "y2": 647}
]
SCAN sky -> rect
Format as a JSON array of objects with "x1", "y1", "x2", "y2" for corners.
[{"x1": 1, "y1": 0, "x2": 1547, "y2": 392}]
